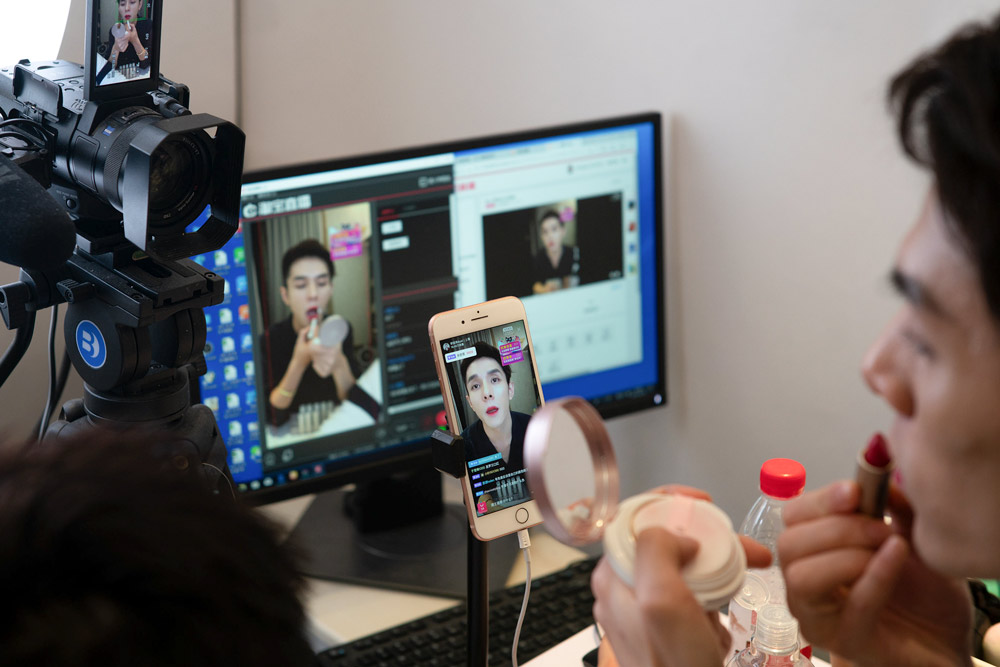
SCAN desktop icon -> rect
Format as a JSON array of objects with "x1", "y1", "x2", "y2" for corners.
[
  {"x1": 228, "y1": 421, "x2": 243, "y2": 438},
  {"x1": 226, "y1": 393, "x2": 240, "y2": 410},
  {"x1": 219, "y1": 308, "x2": 233, "y2": 325},
  {"x1": 223, "y1": 365, "x2": 238, "y2": 382},
  {"x1": 221, "y1": 337, "x2": 236, "y2": 354},
  {"x1": 230, "y1": 447, "x2": 245, "y2": 466},
  {"x1": 214, "y1": 250, "x2": 228, "y2": 267}
]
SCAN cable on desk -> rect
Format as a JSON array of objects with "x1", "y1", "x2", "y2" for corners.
[{"x1": 512, "y1": 528, "x2": 532, "y2": 667}]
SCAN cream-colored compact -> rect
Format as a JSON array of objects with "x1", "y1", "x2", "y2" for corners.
[
  {"x1": 524, "y1": 397, "x2": 745, "y2": 610},
  {"x1": 603, "y1": 493, "x2": 745, "y2": 609}
]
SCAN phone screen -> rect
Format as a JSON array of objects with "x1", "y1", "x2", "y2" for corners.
[
  {"x1": 91, "y1": 0, "x2": 156, "y2": 89},
  {"x1": 438, "y1": 319, "x2": 542, "y2": 517}
]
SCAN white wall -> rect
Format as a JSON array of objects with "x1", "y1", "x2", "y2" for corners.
[
  {"x1": 237, "y1": 0, "x2": 997, "y2": 522},
  {"x1": 2, "y1": 1, "x2": 995, "y2": 523}
]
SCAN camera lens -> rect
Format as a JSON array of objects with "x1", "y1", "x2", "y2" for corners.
[
  {"x1": 82, "y1": 107, "x2": 212, "y2": 234},
  {"x1": 147, "y1": 131, "x2": 211, "y2": 230},
  {"x1": 149, "y1": 137, "x2": 196, "y2": 211}
]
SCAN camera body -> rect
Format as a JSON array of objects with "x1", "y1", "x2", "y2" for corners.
[{"x1": 0, "y1": 58, "x2": 243, "y2": 262}]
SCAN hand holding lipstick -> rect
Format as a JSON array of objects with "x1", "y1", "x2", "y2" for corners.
[{"x1": 777, "y1": 439, "x2": 973, "y2": 667}]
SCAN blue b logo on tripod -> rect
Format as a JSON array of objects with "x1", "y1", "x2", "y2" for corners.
[{"x1": 76, "y1": 320, "x2": 107, "y2": 369}]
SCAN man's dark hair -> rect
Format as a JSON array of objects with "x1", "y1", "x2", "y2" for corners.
[
  {"x1": 0, "y1": 430, "x2": 315, "y2": 667},
  {"x1": 538, "y1": 209, "x2": 564, "y2": 228},
  {"x1": 460, "y1": 342, "x2": 511, "y2": 387},
  {"x1": 281, "y1": 239, "x2": 335, "y2": 284},
  {"x1": 889, "y1": 14, "x2": 1000, "y2": 320}
]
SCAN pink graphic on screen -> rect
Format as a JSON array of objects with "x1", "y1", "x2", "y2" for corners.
[
  {"x1": 499, "y1": 340, "x2": 523, "y2": 365},
  {"x1": 330, "y1": 227, "x2": 362, "y2": 260}
]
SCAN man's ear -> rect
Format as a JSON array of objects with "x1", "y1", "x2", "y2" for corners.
[
  {"x1": 508, "y1": 379, "x2": 515, "y2": 401},
  {"x1": 279, "y1": 285, "x2": 290, "y2": 306},
  {"x1": 466, "y1": 393, "x2": 472, "y2": 409}
]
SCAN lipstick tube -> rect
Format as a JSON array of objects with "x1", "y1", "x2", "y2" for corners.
[{"x1": 856, "y1": 433, "x2": 892, "y2": 518}]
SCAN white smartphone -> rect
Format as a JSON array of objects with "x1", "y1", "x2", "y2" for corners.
[{"x1": 428, "y1": 296, "x2": 545, "y2": 541}]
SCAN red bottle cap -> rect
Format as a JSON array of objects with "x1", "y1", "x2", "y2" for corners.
[{"x1": 759, "y1": 458, "x2": 806, "y2": 499}]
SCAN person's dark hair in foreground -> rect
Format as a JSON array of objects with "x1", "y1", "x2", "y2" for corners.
[
  {"x1": 889, "y1": 13, "x2": 1000, "y2": 322},
  {"x1": 0, "y1": 430, "x2": 316, "y2": 667}
]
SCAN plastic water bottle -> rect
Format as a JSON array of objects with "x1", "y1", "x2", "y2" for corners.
[
  {"x1": 739, "y1": 458, "x2": 806, "y2": 602},
  {"x1": 726, "y1": 604, "x2": 814, "y2": 666},
  {"x1": 728, "y1": 458, "x2": 806, "y2": 655}
]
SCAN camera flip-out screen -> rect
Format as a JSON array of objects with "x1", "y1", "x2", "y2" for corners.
[{"x1": 84, "y1": 0, "x2": 163, "y2": 101}]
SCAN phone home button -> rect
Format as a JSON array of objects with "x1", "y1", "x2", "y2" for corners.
[{"x1": 515, "y1": 508, "x2": 529, "y2": 524}]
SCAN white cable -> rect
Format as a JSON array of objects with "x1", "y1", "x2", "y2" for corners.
[{"x1": 512, "y1": 528, "x2": 532, "y2": 667}]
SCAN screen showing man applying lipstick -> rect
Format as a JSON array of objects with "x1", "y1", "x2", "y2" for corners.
[{"x1": 439, "y1": 321, "x2": 542, "y2": 517}]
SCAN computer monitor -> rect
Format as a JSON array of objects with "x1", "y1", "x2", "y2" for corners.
[{"x1": 195, "y1": 112, "x2": 665, "y2": 595}]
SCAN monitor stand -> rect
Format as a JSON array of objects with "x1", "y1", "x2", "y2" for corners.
[{"x1": 288, "y1": 467, "x2": 520, "y2": 599}]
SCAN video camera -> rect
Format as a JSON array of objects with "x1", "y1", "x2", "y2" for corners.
[
  {"x1": 0, "y1": 0, "x2": 243, "y2": 261},
  {"x1": 0, "y1": 0, "x2": 244, "y2": 492}
]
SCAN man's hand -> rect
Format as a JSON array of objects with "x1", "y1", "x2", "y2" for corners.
[
  {"x1": 780, "y1": 481, "x2": 973, "y2": 667},
  {"x1": 112, "y1": 23, "x2": 130, "y2": 56},
  {"x1": 290, "y1": 326, "x2": 313, "y2": 370},
  {"x1": 591, "y1": 485, "x2": 771, "y2": 667},
  {"x1": 309, "y1": 341, "x2": 342, "y2": 378}
]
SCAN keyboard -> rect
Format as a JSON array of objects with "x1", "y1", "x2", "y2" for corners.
[{"x1": 318, "y1": 556, "x2": 599, "y2": 667}]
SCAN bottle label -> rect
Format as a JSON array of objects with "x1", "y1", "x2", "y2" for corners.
[{"x1": 727, "y1": 601, "x2": 756, "y2": 654}]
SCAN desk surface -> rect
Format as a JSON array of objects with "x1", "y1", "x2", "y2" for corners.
[
  {"x1": 258, "y1": 490, "x2": 832, "y2": 666},
  {"x1": 257, "y1": 486, "x2": 591, "y2": 648}
]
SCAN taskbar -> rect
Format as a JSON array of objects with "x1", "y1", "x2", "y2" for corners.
[{"x1": 236, "y1": 402, "x2": 446, "y2": 494}]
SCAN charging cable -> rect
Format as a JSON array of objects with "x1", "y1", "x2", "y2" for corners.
[{"x1": 512, "y1": 528, "x2": 532, "y2": 667}]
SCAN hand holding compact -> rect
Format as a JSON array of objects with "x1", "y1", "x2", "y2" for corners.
[
  {"x1": 309, "y1": 340, "x2": 342, "y2": 378},
  {"x1": 523, "y1": 397, "x2": 771, "y2": 667}
]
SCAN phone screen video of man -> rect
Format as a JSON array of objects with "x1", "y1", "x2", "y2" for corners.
[
  {"x1": 94, "y1": 0, "x2": 154, "y2": 87},
  {"x1": 441, "y1": 321, "x2": 541, "y2": 517}
]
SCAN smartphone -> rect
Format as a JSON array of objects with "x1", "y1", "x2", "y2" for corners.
[{"x1": 428, "y1": 296, "x2": 544, "y2": 541}]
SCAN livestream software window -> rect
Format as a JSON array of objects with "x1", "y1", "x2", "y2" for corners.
[{"x1": 196, "y1": 122, "x2": 657, "y2": 493}]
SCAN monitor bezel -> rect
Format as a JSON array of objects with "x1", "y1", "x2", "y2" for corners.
[{"x1": 235, "y1": 111, "x2": 666, "y2": 506}]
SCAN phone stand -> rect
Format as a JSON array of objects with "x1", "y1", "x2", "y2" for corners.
[{"x1": 431, "y1": 430, "x2": 489, "y2": 667}]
